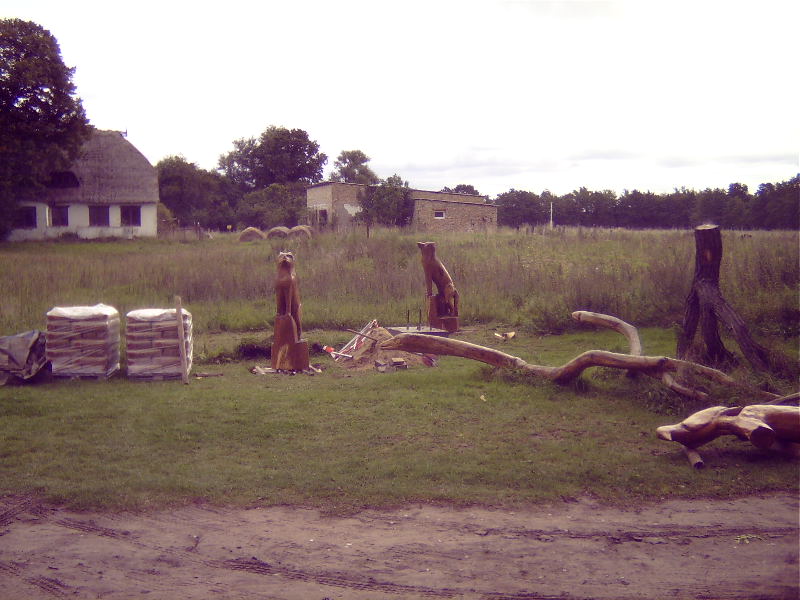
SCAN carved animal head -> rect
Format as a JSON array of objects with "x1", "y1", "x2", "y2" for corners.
[
  {"x1": 276, "y1": 251, "x2": 295, "y2": 272},
  {"x1": 417, "y1": 241, "x2": 437, "y2": 259},
  {"x1": 656, "y1": 406, "x2": 742, "y2": 448}
]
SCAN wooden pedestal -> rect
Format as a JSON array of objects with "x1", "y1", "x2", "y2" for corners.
[
  {"x1": 271, "y1": 314, "x2": 310, "y2": 371},
  {"x1": 427, "y1": 296, "x2": 460, "y2": 333}
]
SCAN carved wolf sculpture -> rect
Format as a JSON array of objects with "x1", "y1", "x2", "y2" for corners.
[
  {"x1": 417, "y1": 241, "x2": 459, "y2": 317},
  {"x1": 271, "y1": 251, "x2": 309, "y2": 371},
  {"x1": 275, "y1": 251, "x2": 302, "y2": 336}
]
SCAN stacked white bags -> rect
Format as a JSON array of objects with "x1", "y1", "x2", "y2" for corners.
[
  {"x1": 125, "y1": 308, "x2": 192, "y2": 379},
  {"x1": 46, "y1": 304, "x2": 121, "y2": 378}
]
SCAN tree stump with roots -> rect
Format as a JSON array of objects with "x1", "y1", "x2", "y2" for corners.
[{"x1": 676, "y1": 224, "x2": 771, "y2": 371}]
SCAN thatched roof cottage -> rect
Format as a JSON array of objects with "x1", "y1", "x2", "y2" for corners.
[{"x1": 9, "y1": 130, "x2": 159, "y2": 241}]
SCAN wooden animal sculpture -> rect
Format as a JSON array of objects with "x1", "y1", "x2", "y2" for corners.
[
  {"x1": 418, "y1": 241, "x2": 459, "y2": 332},
  {"x1": 657, "y1": 404, "x2": 800, "y2": 468},
  {"x1": 271, "y1": 251, "x2": 309, "y2": 371},
  {"x1": 275, "y1": 251, "x2": 302, "y2": 336}
]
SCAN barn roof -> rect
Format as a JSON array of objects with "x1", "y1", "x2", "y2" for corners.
[
  {"x1": 46, "y1": 130, "x2": 158, "y2": 205},
  {"x1": 412, "y1": 197, "x2": 496, "y2": 208}
]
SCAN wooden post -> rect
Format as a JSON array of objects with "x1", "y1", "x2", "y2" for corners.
[
  {"x1": 175, "y1": 295, "x2": 189, "y2": 385},
  {"x1": 676, "y1": 225, "x2": 771, "y2": 371}
]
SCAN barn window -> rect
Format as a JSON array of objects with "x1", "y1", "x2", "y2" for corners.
[
  {"x1": 89, "y1": 205, "x2": 110, "y2": 227},
  {"x1": 121, "y1": 205, "x2": 141, "y2": 227},
  {"x1": 434, "y1": 210, "x2": 446, "y2": 219},
  {"x1": 14, "y1": 206, "x2": 37, "y2": 229},
  {"x1": 51, "y1": 206, "x2": 69, "y2": 227}
]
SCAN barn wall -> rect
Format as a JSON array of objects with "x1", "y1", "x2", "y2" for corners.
[{"x1": 413, "y1": 199, "x2": 498, "y2": 233}]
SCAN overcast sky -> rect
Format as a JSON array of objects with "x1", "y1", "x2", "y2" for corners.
[{"x1": 4, "y1": 0, "x2": 798, "y2": 198}]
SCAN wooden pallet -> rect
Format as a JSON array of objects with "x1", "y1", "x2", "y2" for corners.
[{"x1": 127, "y1": 373, "x2": 184, "y2": 382}]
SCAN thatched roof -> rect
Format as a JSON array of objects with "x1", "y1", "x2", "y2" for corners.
[{"x1": 46, "y1": 130, "x2": 158, "y2": 206}]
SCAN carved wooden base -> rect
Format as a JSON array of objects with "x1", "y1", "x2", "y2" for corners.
[
  {"x1": 271, "y1": 314, "x2": 309, "y2": 371},
  {"x1": 427, "y1": 296, "x2": 459, "y2": 332}
]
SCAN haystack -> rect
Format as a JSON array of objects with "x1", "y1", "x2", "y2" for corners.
[
  {"x1": 238, "y1": 227, "x2": 266, "y2": 242},
  {"x1": 288, "y1": 225, "x2": 313, "y2": 239},
  {"x1": 266, "y1": 226, "x2": 290, "y2": 239}
]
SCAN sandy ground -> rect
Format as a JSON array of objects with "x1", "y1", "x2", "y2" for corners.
[{"x1": 0, "y1": 493, "x2": 797, "y2": 600}]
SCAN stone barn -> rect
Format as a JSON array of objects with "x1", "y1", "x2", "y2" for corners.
[
  {"x1": 8, "y1": 130, "x2": 159, "y2": 241},
  {"x1": 306, "y1": 182, "x2": 497, "y2": 233}
]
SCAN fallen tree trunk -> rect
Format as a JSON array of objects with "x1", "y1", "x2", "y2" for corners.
[{"x1": 380, "y1": 311, "x2": 781, "y2": 402}]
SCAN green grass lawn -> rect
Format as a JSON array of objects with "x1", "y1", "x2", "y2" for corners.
[{"x1": 1, "y1": 327, "x2": 796, "y2": 513}]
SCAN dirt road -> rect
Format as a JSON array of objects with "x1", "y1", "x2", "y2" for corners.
[{"x1": 1, "y1": 493, "x2": 797, "y2": 599}]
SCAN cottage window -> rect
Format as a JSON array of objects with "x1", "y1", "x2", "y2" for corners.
[
  {"x1": 89, "y1": 205, "x2": 110, "y2": 227},
  {"x1": 434, "y1": 210, "x2": 446, "y2": 219},
  {"x1": 121, "y1": 205, "x2": 141, "y2": 227},
  {"x1": 51, "y1": 206, "x2": 69, "y2": 227},
  {"x1": 14, "y1": 206, "x2": 37, "y2": 229}
]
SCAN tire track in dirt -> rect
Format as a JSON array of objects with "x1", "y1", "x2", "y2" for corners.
[
  {"x1": 0, "y1": 495, "x2": 38, "y2": 526},
  {"x1": 2, "y1": 495, "x2": 797, "y2": 600},
  {"x1": 1, "y1": 561, "x2": 74, "y2": 599},
  {"x1": 24, "y1": 576, "x2": 71, "y2": 598},
  {"x1": 33, "y1": 510, "x2": 800, "y2": 599},
  {"x1": 220, "y1": 556, "x2": 461, "y2": 597},
  {"x1": 9, "y1": 507, "x2": 467, "y2": 598}
]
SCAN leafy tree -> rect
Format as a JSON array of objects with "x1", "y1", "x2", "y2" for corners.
[
  {"x1": 157, "y1": 156, "x2": 238, "y2": 229},
  {"x1": 552, "y1": 191, "x2": 581, "y2": 226},
  {"x1": 0, "y1": 18, "x2": 90, "y2": 238},
  {"x1": 723, "y1": 182, "x2": 751, "y2": 228},
  {"x1": 562, "y1": 187, "x2": 618, "y2": 227},
  {"x1": 691, "y1": 188, "x2": 728, "y2": 226},
  {"x1": 235, "y1": 183, "x2": 306, "y2": 230},
  {"x1": 655, "y1": 188, "x2": 694, "y2": 228},
  {"x1": 218, "y1": 126, "x2": 327, "y2": 191},
  {"x1": 357, "y1": 174, "x2": 412, "y2": 227},
  {"x1": 329, "y1": 150, "x2": 379, "y2": 185},
  {"x1": 496, "y1": 189, "x2": 545, "y2": 227},
  {"x1": 752, "y1": 176, "x2": 799, "y2": 230},
  {"x1": 441, "y1": 184, "x2": 481, "y2": 196}
]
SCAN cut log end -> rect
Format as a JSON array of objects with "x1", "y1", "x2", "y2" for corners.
[{"x1": 682, "y1": 446, "x2": 705, "y2": 469}]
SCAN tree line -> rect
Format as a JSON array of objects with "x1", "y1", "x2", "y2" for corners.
[
  {"x1": 2, "y1": 18, "x2": 797, "y2": 238},
  {"x1": 161, "y1": 140, "x2": 798, "y2": 231},
  {"x1": 495, "y1": 179, "x2": 799, "y2": 230}
]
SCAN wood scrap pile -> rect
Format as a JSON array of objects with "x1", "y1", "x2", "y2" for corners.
[
  {"x1": 334, "y1": 324, "x2": 434, "y2": 371},
  {"x1": 126, "y1": 308, "x2": 193, "y2": 379},
  {"x1": 46, "y1": 304, "x2": 120, "y2": 378}
]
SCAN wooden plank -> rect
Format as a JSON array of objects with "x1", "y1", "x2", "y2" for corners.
[{"x1": 175, "y1": 296, "x2": 189, "y2": 385}]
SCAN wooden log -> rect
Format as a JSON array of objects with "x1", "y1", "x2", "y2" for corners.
[
  {"x1": 683, "y1": 446, "x2": 705, "y2": 469},
  {"x1": 657, "y1": 404, "x2": 800, "y2": 464}
]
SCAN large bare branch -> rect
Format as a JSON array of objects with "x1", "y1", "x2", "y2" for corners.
[
  {"x1": 571, "y1": 311, "x2": 642, "y2": 356},
  {"x1": 380, "y1": 314, "x2": 780, "y2": 402}
]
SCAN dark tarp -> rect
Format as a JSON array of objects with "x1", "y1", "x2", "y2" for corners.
[{"x1": 0, "y1": 330, "x2": 47, "y2": 383}]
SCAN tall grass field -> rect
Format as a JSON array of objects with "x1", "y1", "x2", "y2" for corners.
[
  {"x1": 0, "y1": 227, "x2": 797, "y2": 511},
  {"x1": 1, "y1": 227, "x2": 797, "y2": 337}
]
